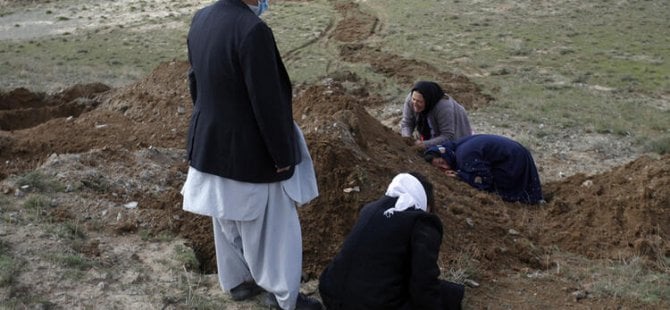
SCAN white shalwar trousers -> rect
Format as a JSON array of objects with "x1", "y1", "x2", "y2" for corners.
[
  {"x1": 212, "y1": 183, "x2": 302, "y2": 310},
  {"x1": 182, "y1": 123, "x2": 318, "y2": 310}
]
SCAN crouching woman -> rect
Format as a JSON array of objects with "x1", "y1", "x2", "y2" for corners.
[{"x1": 319, "y1": 172, "x2": 465, "y2": 310}]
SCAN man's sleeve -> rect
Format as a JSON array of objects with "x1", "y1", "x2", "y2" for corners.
[{"x1": 239, "y1": 23, "x2": 295, "y2": 169}]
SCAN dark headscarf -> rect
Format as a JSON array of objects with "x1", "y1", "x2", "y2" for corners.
[
  {"x1": 411, "y1": 81, "x2": 445, "y2": 140},
  {"x1": 423, "y1": 143, "x2": 457, "y2": 169}
]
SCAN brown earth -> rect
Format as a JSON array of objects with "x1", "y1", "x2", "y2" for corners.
[
  {"x1": 2, "y1": 58, "x2": 669, "y2": 308},
  {"x1": 1, "y1": 0, "x2": 669, "y2": 309}
]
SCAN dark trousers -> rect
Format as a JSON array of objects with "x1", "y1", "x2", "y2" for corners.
[{"x1": 439, "y1": 280, "x2": 465, "y2": 310}]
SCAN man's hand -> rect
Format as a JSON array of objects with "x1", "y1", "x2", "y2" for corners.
[
  {"x1": 402, "y1": 136, "x2": 415, "y2": 146},
  {"x1": 276, "y1": 166, "x2": 291, "y2": 173}
]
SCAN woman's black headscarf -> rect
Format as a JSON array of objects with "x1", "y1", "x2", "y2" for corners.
[
  {"x1": 423, "y1": 142, "x2": 457, "y2": 169},
  {"x1": 411, "y1": 81, "x2": 445, "y2": 140}
]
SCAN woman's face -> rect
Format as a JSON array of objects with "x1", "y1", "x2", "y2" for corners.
[
  {"x1": 431, "y1": 157, "x2": 452, "y2": 172},
  {"x1": 411, "y1": 91, "x2": 426, "y2": 113}
]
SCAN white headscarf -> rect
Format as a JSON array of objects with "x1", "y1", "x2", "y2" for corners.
[{"x1": 383, "y1": 173, "x2": 427, "y2": 217}]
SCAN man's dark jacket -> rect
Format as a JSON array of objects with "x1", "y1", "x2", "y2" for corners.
[
  {"x1": 186, "y1": 0, "x2": 297, "y2": 183},
  {"x1": 319, "y1": 196, "x2": 445, "y2": 310}
]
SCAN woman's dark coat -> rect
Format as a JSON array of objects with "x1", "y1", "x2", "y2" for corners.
[
  {"x1": 428, "y1": 134, "x2": 543, "y2": 204},
  {"x1": 319, "y1": 196, "x2": 445, "y2": 310}
]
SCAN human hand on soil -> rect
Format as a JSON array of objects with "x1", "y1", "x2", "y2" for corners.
[
  {"x1": 411, "y1": 141, "x2": 426, "y2": 152},
  {"x1": 444, "y1": 170, "x2": 457, "y2": 178},
  {"x1": 403, "y1": 136, "x2": 415, "y2": 146}
]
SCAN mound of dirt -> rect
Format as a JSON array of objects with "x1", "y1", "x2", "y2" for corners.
[
  {"x1": 541, "y1": 156, "x2": 670, "y2": 261},
  {"x1": 0, "y1": 61, "x2": 190, "y2": 180},
  {"x1": 1, "y1": 60, "x2": 668, "y2": 281}
]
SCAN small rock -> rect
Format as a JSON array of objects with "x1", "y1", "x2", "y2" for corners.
[
  {"x1": 97, "y1": 281, "x2": 108, "y2": 291},
  {"x1": 581, "y1": 180, "x2": 593, "y2": 187},
  {"x1": 508, "y1": 229, "x2": 520, "y2": 236},
  {"x1": 465, "y1": 218, "x2": 474, "y2": 228},
  {"x1": 450, "y1": 204, "x2": 464, "y2": 215},
  {"x1": 123, "y1": 201, "x2": 138, "y2": 209},
  {"x1": 343, "y1": 186, "x2": 360, "y2": 193},
  {"x1": 571, "y1": 290, "x2": 588, "y2": 301},
  {"x1": 464, "y1": 279, "x2": 480, "y2": 288}
]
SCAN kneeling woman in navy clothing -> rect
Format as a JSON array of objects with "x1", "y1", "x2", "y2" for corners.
[{"x1": 424, "y1": 134, "x2": 544, "y2": 204}]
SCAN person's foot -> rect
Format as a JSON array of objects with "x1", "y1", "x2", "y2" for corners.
[
  {"x1": 263, "y1": 292, "x2": 323, "y2": 310},
  {"x1": 229, "y1": 281, "x2": 264, "y2": 301}
]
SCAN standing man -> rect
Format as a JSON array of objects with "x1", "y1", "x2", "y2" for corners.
[{"x1": 181, "y1": 1, "x2": 322, "y2": 309}]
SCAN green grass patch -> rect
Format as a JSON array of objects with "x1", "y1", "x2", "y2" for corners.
[
  {"x1": 588, "y1": 257, "x2": 670, "y2": 304},
  {"x1": 16, "y1": 171, "x2": 65, "y2": 193},
  {"x1": 644, "y1": 135, "x2": 670, "y2": 155},
  {"x1": 556, "y1": 253, "x2": 670, "y2": 304},
  {"x1": 174, "y1": 244, "x2": 199, "y2": 271},
  {"x1": 56, "y1": 220, "x2": 87, "y2": 240},
  {"x1": 0, "y1": 240, "x2": 20, "y2": 287},
  {"x1": 370, "y1": 0, "x2": 669, "y2": 93},
  {"x1": 139, "y1": 229, "x2": 176, "y2": 242},
  {"x1": 22, "y1": 194, "x2": 50, "y2": 221},
  {"x1": 442, "y1": 249, "x2": 480, "y2": 284},
  {"x1": 50, "y1": 253, "x2": 93, "y2": 271},
  {"x1": 0, "y1": 194, "x2": 10, "y2": 208},
  {"x1": 0, "y1": 20, "x2": 191, "y2": 92}
]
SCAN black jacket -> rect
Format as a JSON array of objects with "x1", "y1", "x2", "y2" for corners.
[
  {"x1": 186, "y1": 0, "x2": 297, "y2": 183},
  {"x1": 319, "y1": 196, "x2": 444, "y2": 310}
]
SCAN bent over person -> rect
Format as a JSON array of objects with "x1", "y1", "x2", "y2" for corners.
[
  {"x1": 424, "y1": 134, "x2": 544, "y2": 204},
  {"x1": 400, "y1": 81, "x2": 473, "y2": 151},
  {"x1": 181, "y1": 0, "x2": 322, "y2": 309},
  {"x1": 319, "y1": 173, "x2": 465, "y2": 310}
]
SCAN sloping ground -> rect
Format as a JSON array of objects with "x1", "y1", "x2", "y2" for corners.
[
  {"x1": 541, "y1": 158, "x2": 670, "y2": 260},
  {"x1": 1, "y1": 61, "x2": 668, "y2": 308}
]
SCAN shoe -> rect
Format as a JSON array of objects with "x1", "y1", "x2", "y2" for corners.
[
  {"x1": 296, "y1": 293, "x2": 324, "y2": 310},
  {"x1": 263, "y1": 292, "x2": 323, "y2": 310},
  {"x1": 229, "y1": 281, "x2": 263, "y2": 301}
]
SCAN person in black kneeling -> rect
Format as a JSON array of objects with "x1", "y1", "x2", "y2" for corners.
[{"x1": 319, "y1": 172, "x2": 464, "y2": 310}]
